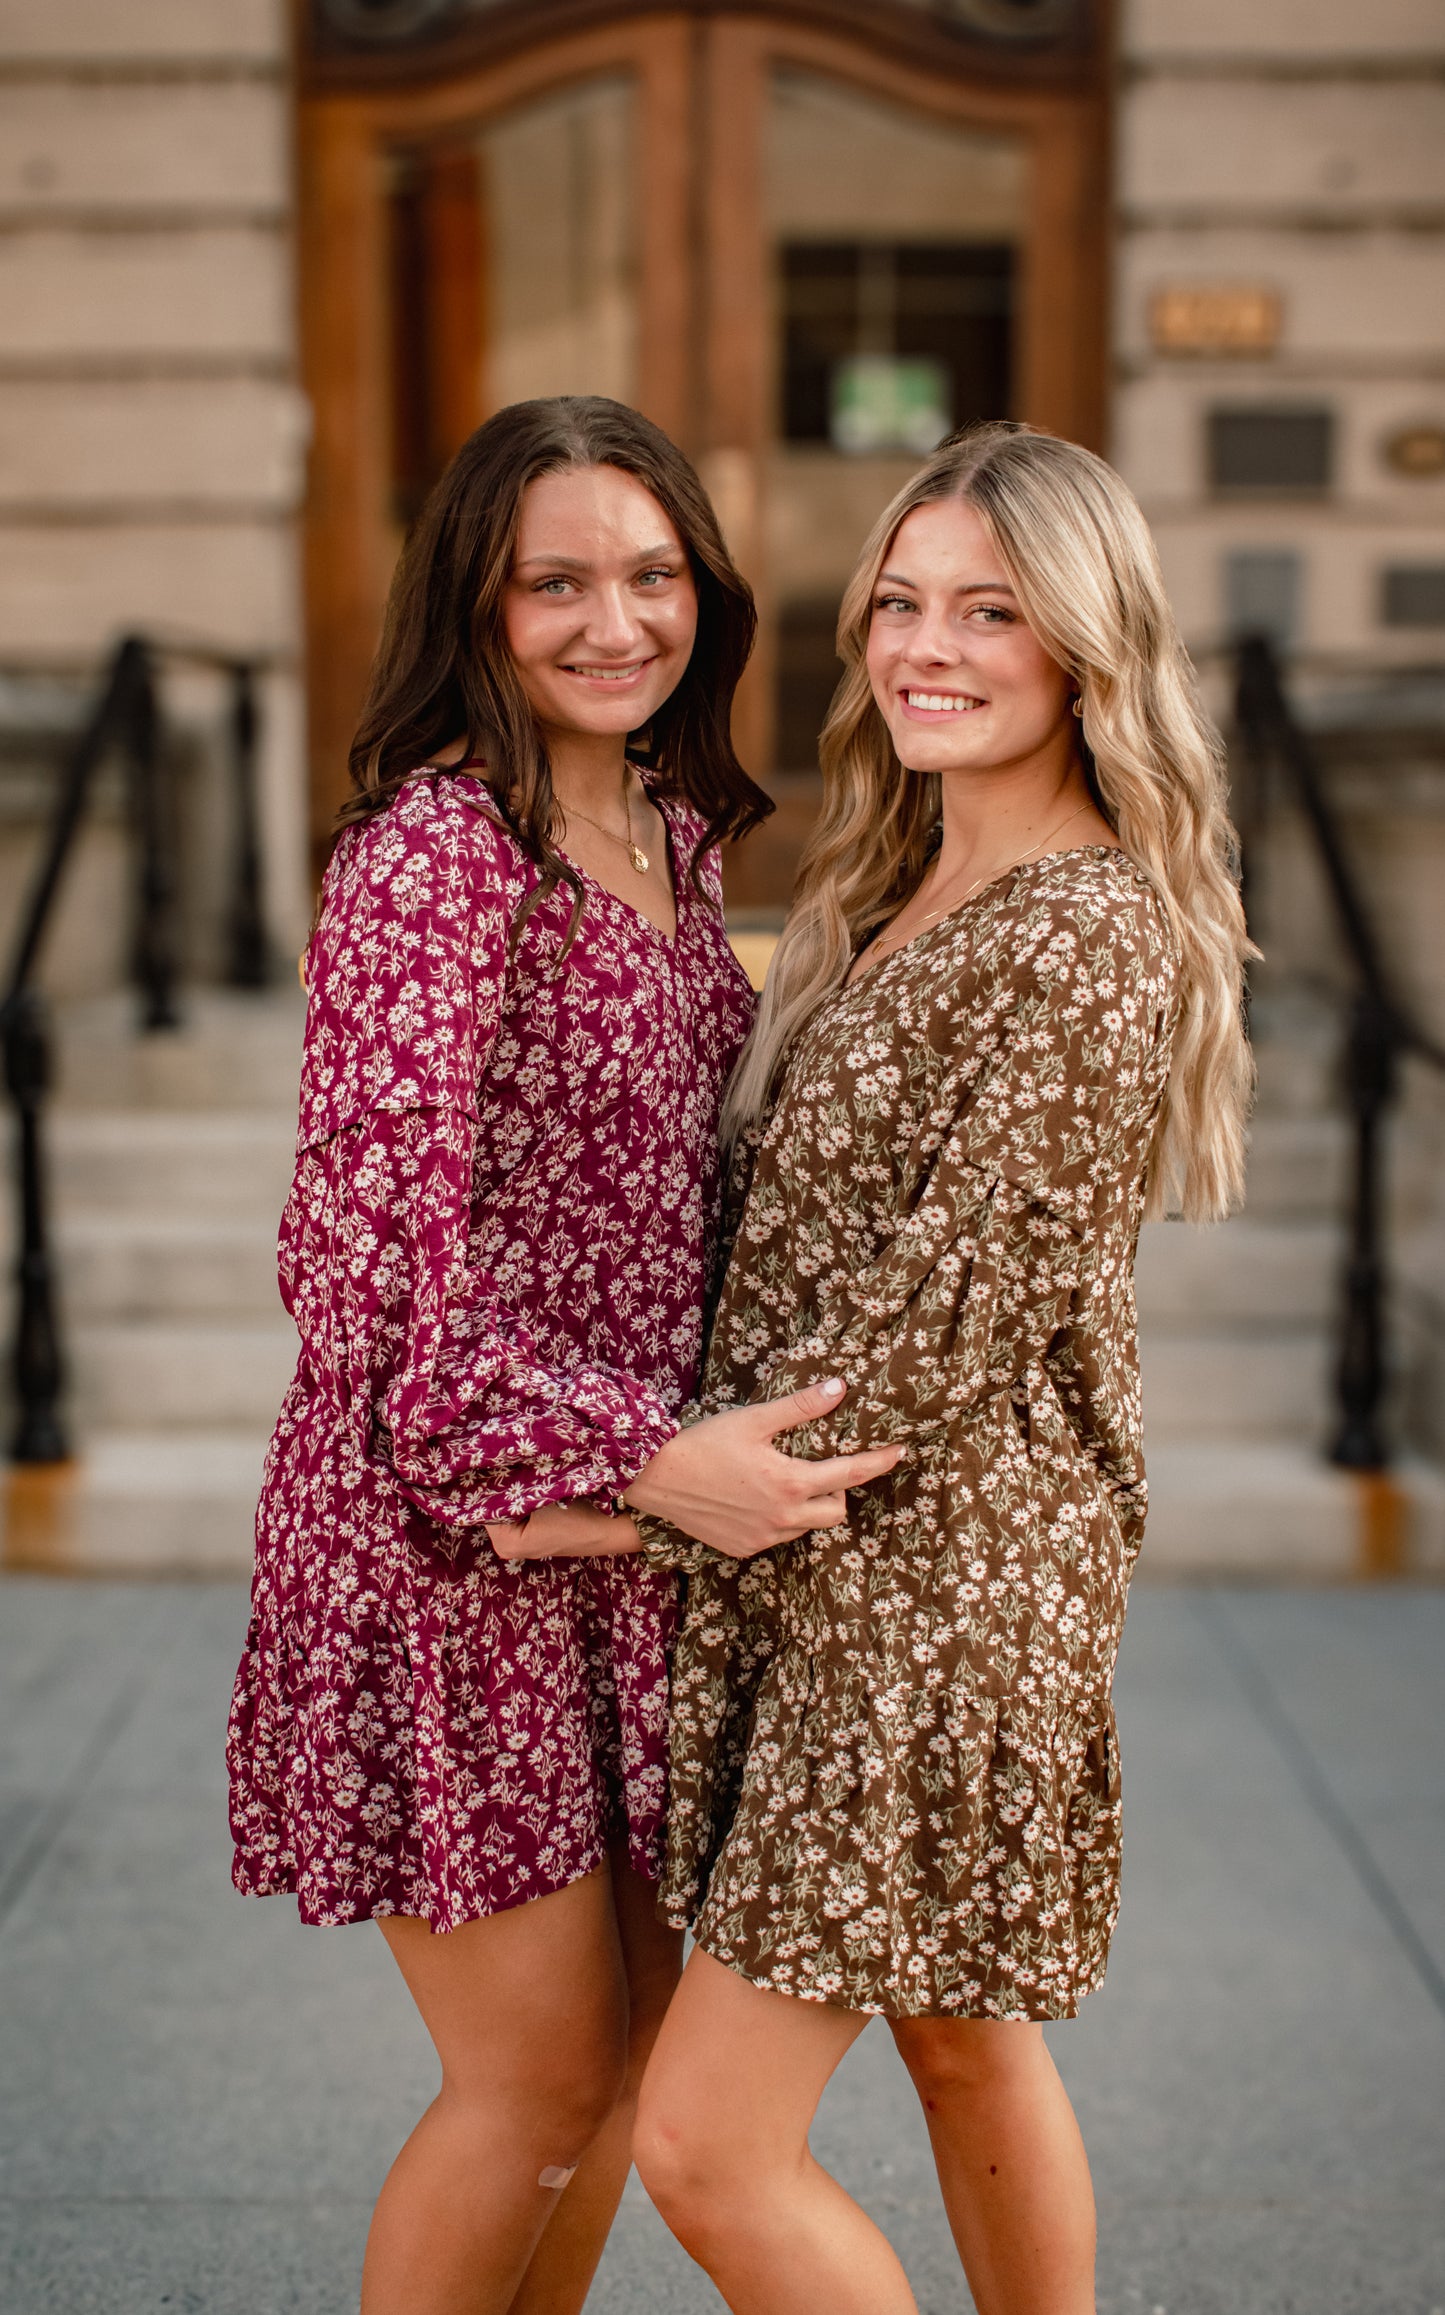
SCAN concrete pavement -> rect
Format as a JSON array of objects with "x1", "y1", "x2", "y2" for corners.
[{"x1": 0, "y1": 1579, "x2": 1442, "y2": 2315}]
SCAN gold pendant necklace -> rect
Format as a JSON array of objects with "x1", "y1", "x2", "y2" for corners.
[
  {"x1": 914, "y1": 800, "x2": 1096, "y2": 928},
  {"x1": 864, "y1": 801, "x2": 1098, "y2": 973},
  {"x1": 564, "y1": 776, "x2": 650, "y2": 873}
]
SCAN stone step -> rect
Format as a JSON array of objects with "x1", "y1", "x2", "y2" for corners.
[
  {"x1": 1140, "y1": 1442, "x2": 1445, "y2": 1580},
  {"x1": 70, "y1": 1318, "x2": 297, "y2": 1429},
  {"x1": 1139, "y1": 1327, "x2": 1329, "y2": 1442},
  {"x1": 1240, "y1": 1115, "x2": 1349, "y2": 1218},
  {"x1": 7, "y1": 1433, "x2": 1440, "y2": 1583},
  {"x1": 2, "y1": 1430, "x2": 265, "y2": 1575},
  {"x1": 49, "y1": 1110, "x2": 295, "y2": 1220},
  {"x1": 57, "y1": 1212, "x2": 280, "y2": 1320},
  {"x1": 53, "y1": 988, "x2": 305, "y2": 1112},
  {"x1": 1135, "y1": 1217, "x2": 1336, "y2": 1328}
]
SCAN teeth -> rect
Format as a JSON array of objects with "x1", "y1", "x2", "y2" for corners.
[
  {"x1": 569, "y1": 664, "x2": 643, "y2": 681},
  {"x1": 905, "y1": 691, "x2": 981, "y2": 713}
]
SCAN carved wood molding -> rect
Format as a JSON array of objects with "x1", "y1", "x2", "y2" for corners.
[{"x1": 304, "y1": 0, "x2": 1100, "y2": 94}]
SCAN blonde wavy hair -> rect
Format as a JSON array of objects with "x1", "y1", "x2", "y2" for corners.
[{"x1": 723, "y1": 422, "x2": 1253, "y2": 1220}]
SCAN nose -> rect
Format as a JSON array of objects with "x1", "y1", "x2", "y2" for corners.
[
  {"x1": 579, "y1": 581, "x2": 644, "y2": 659},
  {"x1": 910, "y1": 600, "x2": 963, "y2": 668}
]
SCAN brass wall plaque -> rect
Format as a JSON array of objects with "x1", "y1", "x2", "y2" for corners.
[
  {"x1": 1149, "y1": 286, "x2": 1282, "y2": 358},
  {"x1": 1384, "y1": 424, "x2": 1445, "y2": 479}
]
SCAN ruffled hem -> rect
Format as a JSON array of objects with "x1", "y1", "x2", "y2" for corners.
[
  {"x1": 230, "y1": 1830, "x2": 654, "y2": 1934},
  {"x1": 690, "y1": 1931, "x2": 1108, "y2": 2021},
  {"x1": 227, "y1": 1541, "x2": 678, "y2": 1934},
  {"x1": 659, "y1": 1617, "x2": 1124, "y2": 2020}
]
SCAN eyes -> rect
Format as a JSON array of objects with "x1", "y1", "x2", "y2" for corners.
[
  {"x1": 872, "y1": 592, "x2": 1017, "y2": 625},
  {"x1": 531, "y1": 564, "x2": 682, "y2": 598}
]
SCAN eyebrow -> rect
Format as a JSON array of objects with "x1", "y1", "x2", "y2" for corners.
[
  {"x1": 514, "y1": 544, "x2": 681, "y2": 573},
  {"x1": 877, "y1": 570, "x2": 1017, "y2": 596}
]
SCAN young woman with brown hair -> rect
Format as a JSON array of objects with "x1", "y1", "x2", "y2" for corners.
[
  {"x1": 509, "y1": 421, "x2": 1252, "y2": 2313},
  {"x1": 226, "y1": 394, "x2": 898, "y2": 2315}
]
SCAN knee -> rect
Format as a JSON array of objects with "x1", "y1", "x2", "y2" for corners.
[
  {"x1": 443, "y1": 2027, "x2": 627, "y2": 2160},
  {"x1": 893, "y1": 2017, "x2": 1044, "y2": 2110},
  {"x1": 632, "y1": 2082, "x2": 736, "y2": 2253},
  {"x1": 546, "y1": 2041, "x2": 630, "y2": 2151}
]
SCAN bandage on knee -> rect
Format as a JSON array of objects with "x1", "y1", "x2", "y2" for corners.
[{"x1": 538, "y1": 2164, "x2": 577, "y2": 2191}]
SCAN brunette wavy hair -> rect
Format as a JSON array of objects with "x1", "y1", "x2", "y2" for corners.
[{"x1": 343, "y1": 394, "x2": 769, "y2": 932}]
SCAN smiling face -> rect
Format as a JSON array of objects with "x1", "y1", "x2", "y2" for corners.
[
  {"x1": 865, "y1": 496, "x2": 1077, "y2": 781},
  {"x1": 501, "y1": 463, "x2": 699, "y2": 744}
]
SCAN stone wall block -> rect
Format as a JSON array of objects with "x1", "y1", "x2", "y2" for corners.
[
  {"x1": 0, "y1": 85, "x2": 290, "y2": 216},
  {"x1": 0, "y1": 380, "x2": 310, "y2": 508},
  {"x1": 0, "y1": 522, "x2": 301, "y2": 658},
  {"x1": 1117, "y1": 233, "x2": 1445, "y2": 364},
  {"x1": 0, "y1": 227, "x2": 291, "y2": 359},
  {"x1": 1121, "y1": 82, "x2": 1445, "y2": 211},
  {"x1": 1125, "y1": 0, "x2": 1445, "y2": 59},
  {"x1": 0, "y1": 0, "x2": 284, "y2": 63},
  {"x1": 1114, "y1": 376, "x2": 1445, "y2": 508},
  {"x1": 1147, "y1": 514, "x2": 1445, "y2": 659}
]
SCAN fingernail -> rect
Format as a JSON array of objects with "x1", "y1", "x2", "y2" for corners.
[{"x1": 819, "y1": 1378, "x2": 845, "y2": 1399}]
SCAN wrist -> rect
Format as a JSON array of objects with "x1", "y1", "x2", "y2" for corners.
[{"x1": 622, "y1": 1429, "x2": 686, "y2": 1516}]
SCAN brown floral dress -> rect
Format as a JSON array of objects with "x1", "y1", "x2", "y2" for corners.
[{"x1": 647, "y1": 847, "x2": 1179, "y2": 2018}]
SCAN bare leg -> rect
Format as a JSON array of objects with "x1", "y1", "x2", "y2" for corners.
[
  {"x1": 634, "y1": 1946, "x2": 918, "y2": 2315},
  {"x1": 890, "y1": 2016, "x2": 1096, "y2": 2315},
  {"x1": 361, "y1": 1868, "x2": 629, "y2": 2315},
  {"x1": 505, "y1": 1845, "x2": 682, "y2": 2315}
]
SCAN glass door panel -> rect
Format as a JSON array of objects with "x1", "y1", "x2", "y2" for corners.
[
  {"x1": 384, "y1": 74, "x2": 637, "y2": 558},
  {"x1": 482, "y1": 76, "x2": 638, "y2": 409},
  {"x1": 765, "y1": 66, "x2": 1027, "y2": 806}
]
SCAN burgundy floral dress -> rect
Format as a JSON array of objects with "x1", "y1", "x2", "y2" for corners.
[{"x1": 227, "y1": 770, "x2": 755, "y2": 1931}]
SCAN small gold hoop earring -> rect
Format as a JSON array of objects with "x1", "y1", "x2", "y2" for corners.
[{"x1": 1072, "y1": 696, "x2": 1085, "y2": 718}]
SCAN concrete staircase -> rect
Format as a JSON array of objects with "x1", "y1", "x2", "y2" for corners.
[
  {"x1": 3, "y1": 976, "x2": 1442, "y2": 1579},
  {"x1": 1136, "y1": 991, "x2": 1445, "y2": 1578},
  {"x1": 2, "y1": 990, "x2": 302, "y2": 1574}
]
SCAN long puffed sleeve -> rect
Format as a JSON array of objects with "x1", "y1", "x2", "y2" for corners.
[
  {"x1": 281, "y1": 784, "x2": 678, "y2": 1532},
  {"x1": 715, "y1": 890, "x2": 1176, "y2": 1459}
]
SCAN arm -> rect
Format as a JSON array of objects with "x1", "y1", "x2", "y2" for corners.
[
  {"x1": 706, "y1": 886, "x2": 1174, "y2": 1465},
  {"x1": 286, "y1": 792, "x2": 678, "y2": 1538}
]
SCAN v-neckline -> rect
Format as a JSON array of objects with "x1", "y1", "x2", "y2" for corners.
[
  {"x1": 560, "y1": 777, "x2": 679, "y2": 949},
  {"x1": 844, "y1": 843, "x2": 1124, "y2": 990},
  {"x1": 426, "y1": 760, "x2": 681, "y2": 949}
]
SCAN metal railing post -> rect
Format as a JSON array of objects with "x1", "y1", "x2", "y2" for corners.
[
  {"x1": 1331, "y1": 991, "x2": 1395, "y2": 1470},
  {"x1": 4, "y1": 988, "x2": 66, "y2": 1461},
  {"x1": 2, "y1": 632, "x2": 279, "y2": 1468},
  {"x1": 125, "y1": 643, "x2": 181, "y2": 1031},
  {"x1": 227, "y1": 662, "x2": 269, "y2": 988},
  {"x1": 1233, "y1": 633, "x2": 1445, "y2": 1478}
]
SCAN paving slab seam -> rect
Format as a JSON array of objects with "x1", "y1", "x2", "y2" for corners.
[{"x1": 1193, "y1": 1591, "x2": 1445, "y2": 2023}]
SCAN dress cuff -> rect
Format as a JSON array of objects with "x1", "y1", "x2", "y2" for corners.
[{"x1": 634, "y1": 1512, "x2": 710, "y2": 1574}]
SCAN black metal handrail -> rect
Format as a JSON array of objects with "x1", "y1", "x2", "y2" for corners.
[
  {"x1": 1233, "y1": 633, "x2": 1445, "y2": 1472},
  {"x1": 0, "y1": 633, "x2": 270, "y2": 1461}
]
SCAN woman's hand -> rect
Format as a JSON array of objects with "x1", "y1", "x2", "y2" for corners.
[
  {"x1": 622, "y1": 1378, "x2": 901, "y2": 1560},
  {"x1": 487, "y1": 1502, "x2": 642, "y2": 1561}
]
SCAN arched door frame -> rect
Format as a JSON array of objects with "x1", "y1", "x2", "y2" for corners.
[{"x1": 298, "y1": 8, "x2": 1108, "y2": 839}]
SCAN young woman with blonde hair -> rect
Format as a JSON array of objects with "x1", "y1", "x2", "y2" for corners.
[
  {"x1": 504, "y1": 418, "x2": 1251, "y2": 2309},
  {"x1": 633, "y1": 418, "x2": 1253, "y2": 2312}
]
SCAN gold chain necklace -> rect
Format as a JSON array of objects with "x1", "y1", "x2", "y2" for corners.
[
  {"x1": 561, "y1": 774, "x2": 650, "y2": 874},
  {"x1": 870, "y1": 800, "x2": 1097, "y2": 966}
]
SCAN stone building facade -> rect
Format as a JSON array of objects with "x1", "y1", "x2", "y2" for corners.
[
  {"x1": 2, "y1": 0, "x2": 1441, "y2": 971},
  {"x1": 0, "y1": 0, "x2": 309, "y2": 980},
  {"x1": 0, "y1": 0, "x2": 1442, "y2": 1570}
]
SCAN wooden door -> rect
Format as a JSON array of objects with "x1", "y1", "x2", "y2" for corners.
[{"x1": 298, "y1": 6, "x2": 1108, "y2": 905}]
